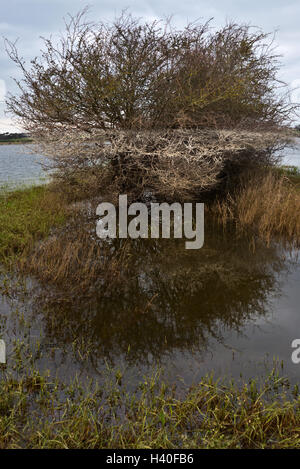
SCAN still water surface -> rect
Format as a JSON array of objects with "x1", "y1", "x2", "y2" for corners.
[
  {"x1": 0, "y1": 144, "x2": 48, "y2": 188},
  {"x1": 0, "y1": 141, "x2": 300, "y2": 387},
  {"x1": 281, "y1": 137, "x2": 300, "y2": 168}
]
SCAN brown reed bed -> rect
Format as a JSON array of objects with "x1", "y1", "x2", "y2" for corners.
[{"x1": 210, "y1": 169, "x2": 300, "y2": 247}]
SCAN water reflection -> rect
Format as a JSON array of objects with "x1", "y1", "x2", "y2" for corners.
[
  {"x1": 1, "y1": 143, "x2": 300, "y2": 385},
  {"x1": 33, "y1": 224, "x2": 289, "y2": 371}
]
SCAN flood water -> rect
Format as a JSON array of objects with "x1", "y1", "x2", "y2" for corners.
[
  {"x1": 280, "y1": 137, "x2": 300, "y2": 168},
  {"x1": 0, "y1": 144, "x2": 48, "y2": 188},
  {"x1": 0, "y1": 141, "x2": 300, "y2": 388}
]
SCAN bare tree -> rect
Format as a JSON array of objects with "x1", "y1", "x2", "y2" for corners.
[
  {"x1": 6, "y1": 11, "x2": 292, "y2": 131},
  {"x1": 5, "y1": 10, "x2": 294, "y2": 200}
]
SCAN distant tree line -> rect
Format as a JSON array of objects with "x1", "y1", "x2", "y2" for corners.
[{"x1": 0, "y1": 132, "x2": 30, "y2": 142}]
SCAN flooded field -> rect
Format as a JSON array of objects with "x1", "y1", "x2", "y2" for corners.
[
  {"x1": 1, "y1": 225, "x2": 300, "y2": 388},
  {"x1": 0, "y1": 141, "x2": 300, "y2": 389}
]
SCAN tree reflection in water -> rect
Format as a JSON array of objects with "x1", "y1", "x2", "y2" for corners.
[{"x1": 34, "y1": 224, "x2": 288, "y2": 369}]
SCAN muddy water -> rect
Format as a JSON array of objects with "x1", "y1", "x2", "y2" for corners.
[{"x1": 0, "y1": 143, "x2": 300, "y2": 387}]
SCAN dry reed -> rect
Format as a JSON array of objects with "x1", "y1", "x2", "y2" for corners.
[{"x1": 210, "y1": 170, "x2": 300, "y2": 246}]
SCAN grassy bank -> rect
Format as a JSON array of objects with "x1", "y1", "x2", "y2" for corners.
[
  {"x1": 277, "y1": 165, "x2": 300, "y2": 188},
  {"x1": 0, "y1": 139, "x2": 33, "y2": 145},
  {"x1": 0, "y1": 185, "x2": 69, "y2": 267}
]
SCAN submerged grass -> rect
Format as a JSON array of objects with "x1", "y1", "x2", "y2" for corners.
[{"x1": 0, "y1": 346, "x2": 300, "y2": 449}]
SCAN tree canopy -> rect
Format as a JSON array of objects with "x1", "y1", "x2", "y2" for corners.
[{"x1": 5, "y1": 10, "x2": 293, "y2": 133}]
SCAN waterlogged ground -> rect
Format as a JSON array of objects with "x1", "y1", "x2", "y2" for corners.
[
  {"x1": 1, "y1": 227, "x2": 300, "y2": 388},
  {"x1": 0, "y1": 142, "x2": 300, "y2": 389}
]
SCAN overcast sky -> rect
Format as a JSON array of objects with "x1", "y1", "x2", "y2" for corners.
[{"x1": 1, "y1": 0, "x2": 300, "y2": 131}]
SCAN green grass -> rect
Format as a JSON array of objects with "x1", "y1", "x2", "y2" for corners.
[
  {"x1": 0, "y1": 185, "x2": 68, "y2": 266},
  {"x1": 0, "y1": 137, "x2": 33, "y2": 144},
  {"x1": 276, "y1": 165, "x2": 300, "y2": 188}
]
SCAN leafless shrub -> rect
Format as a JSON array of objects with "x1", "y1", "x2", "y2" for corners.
[
  {"x1": 5, "y1": 10, "x2": 296, "y2": 201},
  {"x1": 6, "y1": 10, "x2": 295, "y2": 132},
  {"x1": 33, "y1": 127, "x2": 288, "y2": 201}
]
